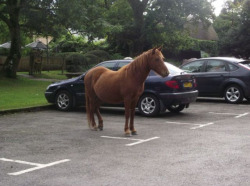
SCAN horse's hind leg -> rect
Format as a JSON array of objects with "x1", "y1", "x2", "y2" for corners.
[
  {"x1": 96, "y1": 108, "x2": 103, "y2": 131},
  {"x1": 90, "y1": 105, "x2": 98, "y2": 130}
]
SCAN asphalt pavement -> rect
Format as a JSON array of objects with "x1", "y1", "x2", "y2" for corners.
[{"x1": 0, "y1": 100, "x2": 249, "y2": 186}]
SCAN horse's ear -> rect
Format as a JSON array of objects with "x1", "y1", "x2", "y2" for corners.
[
  {"x1": 158, "y1": 46, "x2": 162, "y2": 51},
  {"x1": 152, "y1": 47, "x2": 157, "y2": 55}
]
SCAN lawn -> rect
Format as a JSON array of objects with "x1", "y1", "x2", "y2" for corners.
[
  {"x1": 17, "y1": 70, "x2": 68, "y2": 80},
  {"x1": 0, "y1": 73, "x2": 61, "y2": 111}
]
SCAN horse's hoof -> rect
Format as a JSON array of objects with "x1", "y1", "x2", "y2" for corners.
[
  {"x1": 91, "y1": 127, "x2": 98, "y2": 131},
  {"x1": 131, "y1": 131, "x2": 137, "y2": 135},
  {"x1": 125, "y1": 133, "x2": 132, "y2": 137},
  {"x1": 98, "y1": 126, "x2": 103, "y2": 131}
]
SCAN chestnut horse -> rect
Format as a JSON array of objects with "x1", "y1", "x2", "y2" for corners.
[{"x1": 84, "y1": 47, "x2": 169, "y2": 136}]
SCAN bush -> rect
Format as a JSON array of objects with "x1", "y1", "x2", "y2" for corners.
[
  {"x1": 83, "y1": 53, "x2": 100, "y2": 68},
  {"x1": 86, "y1": 50, "x2": 110, "y2": 62},
  {"x1": 110, "y1": 53, "x2": 125, "y2": 60},
  {"x1": 65, "y1": 53, "x2": 87, "y2": 72}
]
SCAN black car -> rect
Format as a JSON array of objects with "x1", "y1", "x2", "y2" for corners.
[
  {"x1": 180, "y1": 57, "x2": 250, "y2": 103},
  {"x1": 45, "y1": 60, "x2": 198, "y2": 116}
]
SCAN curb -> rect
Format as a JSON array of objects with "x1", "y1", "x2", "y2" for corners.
[{"x1": 0, "y1": 105, "x2": 54, "y2": 116}]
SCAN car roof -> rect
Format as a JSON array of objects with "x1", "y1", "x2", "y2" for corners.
[
  {"x1": 192, "y1": 57, "x2": 248, "y2": 63},
  {"x1": 100, "y1": 59, "x2": 132, "y2": 63}
]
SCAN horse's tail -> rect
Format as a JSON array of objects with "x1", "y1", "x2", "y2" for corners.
[{"x1": 85, "y1": 89, "x2": 92, "y2": 129}]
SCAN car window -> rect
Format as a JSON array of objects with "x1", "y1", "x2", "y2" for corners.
[
  {"x1": 239, "y1": 61, "x2": 250, "y2": 70},
  {"x1": 117, "y1": 62, "x2": 129, "y2": 69},
  {"x1": 205, "y1": 60, "x2": 226, "y2": 72},
  {"x1": 165, "y1": 62, "x2": 183, "y2": 75},
  {"x1": 181, "y1": 61, "x2": 204, "y2": 73},
  {"x1": 96, "y1": 62, "x2": 117, "y2": 70},
  {"x1": 149, "y1": 62, "x2": 183, "y2": 76},
  {"x1": 228, "y1": 63, "x2": 239, "y2": 71}
]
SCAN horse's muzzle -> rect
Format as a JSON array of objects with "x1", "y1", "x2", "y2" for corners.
[{"x1": 161, "y1": 70, "x2": 170, "y2": 77}]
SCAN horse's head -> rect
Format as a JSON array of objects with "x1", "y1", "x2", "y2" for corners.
[{"x1": 148, "y1": 47, "x2": 169, "y2": 77}]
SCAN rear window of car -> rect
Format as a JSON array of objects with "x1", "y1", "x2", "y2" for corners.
[
  {"x1": 96, "y1": 62, "x2": 117, "y2": 70},
  {"x1": 165, "y1": 62, "x2": 184, "y2": 75},
  {"x1": 149, "y1": 62, "x2": 183, "y2": 76},
  {"x1": 205, "y1": 60, "x2": 226, "y2": 72},
  {"x1": 239, "y1": 61, "x2": 250, "y2": 70}
]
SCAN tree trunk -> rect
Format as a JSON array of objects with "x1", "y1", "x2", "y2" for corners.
[
  {"x1": 1, "y1": 1, "x2": 22, "y2": 78},
  {"x1": 127, "y1": 0, "x2": 148, "y2": 56}
]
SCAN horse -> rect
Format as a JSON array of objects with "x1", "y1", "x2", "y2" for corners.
[{"x1": 84, "y1": 47, "x2": 169, "y2": 136}]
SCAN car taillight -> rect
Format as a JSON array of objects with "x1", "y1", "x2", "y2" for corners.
[
  {"x1": 165, "y1": 80, "x2": 179, "y2": 89},
  {"x1": 193, "y1": 78, "x2": 197, "y2": 88}
]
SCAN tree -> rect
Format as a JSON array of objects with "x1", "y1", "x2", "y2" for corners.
[
  {"x1": 0, "y1": 0, "x2": 107, "y2": 78},
  {"x1": 214, "y1": 0, "x2": 250, "y2": 57},
  {"x1": 106, "y1": 0, "x2": 215, "y2": 57},
  {"x1": 0, "y1": 0, "x2": 24, "y2": 78}
]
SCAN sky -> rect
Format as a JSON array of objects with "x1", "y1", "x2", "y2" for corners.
[{"x1": 212, "y1": 0, "x2": 226, "y2": 16}]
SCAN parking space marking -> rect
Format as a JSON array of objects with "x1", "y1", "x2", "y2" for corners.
[
  {"x1": 165, "y1": 121, "x2": 214, "y2": 130},
  {"x1": 209, "y1": 112, "x2": 249, "y2": 118},
  {"x1": 0, "y1": 158, "x2": 70, "y2": 176},
  {"x1": 101, "y1": 136, "x2": 159, "y2": 146}
]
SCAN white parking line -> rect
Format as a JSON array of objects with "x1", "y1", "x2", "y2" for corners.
[
  {"x1": 101, "y1": 136, "x2": 160, "y2": 146},
  {"x1": 166, "y1": 121, "x2": 214, "y2": 130},
  {"x1": 190, "y1": 122, "x2": 214, "y2": 130},
  {"x1": 209, "y1": 112, "x2": 249, "y2": 118},
  {"x1": 0, "y1": 158, "x2": 70, "y2": 176}
]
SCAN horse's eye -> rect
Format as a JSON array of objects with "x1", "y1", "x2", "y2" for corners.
[{"x1": 155, "y1": 58, "x2": 160, "y2": 62}]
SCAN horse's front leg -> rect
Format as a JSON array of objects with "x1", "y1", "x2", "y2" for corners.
[
  {"x1": 124, "y1": 101, "x2": 131, "y2": 136},
  {"x1": 129, "y1": 101, "x2": 138, "y2": 135}
]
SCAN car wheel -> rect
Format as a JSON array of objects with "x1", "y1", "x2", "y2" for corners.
[
  {"x1": 138, "y1": 94, "x2": 160, "y2": 117},
  {"x1": 56, "y1": 90, "x2": 73, "y2": 111},
  {"x1": 167, "y1": 104, "x2": 185, "y2": 113},
  {"x1": 224, "y1": 85, "x2": 243, "y2": 104}
]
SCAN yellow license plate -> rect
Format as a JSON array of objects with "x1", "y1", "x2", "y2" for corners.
[{"x1": 183, "y1": 82, "x2": 192, "y2": 88}]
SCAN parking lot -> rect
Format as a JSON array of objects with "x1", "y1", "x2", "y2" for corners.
[{"x1": 0, "y1": 99, "x2": 250, "y2": 186}]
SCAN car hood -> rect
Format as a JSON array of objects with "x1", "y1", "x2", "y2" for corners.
[{"x1": 51, "y1": 77, "x2": 79, "y2": 86}]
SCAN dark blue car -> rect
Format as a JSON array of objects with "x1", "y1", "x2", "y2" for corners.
[
  {"x1": 45, "y1": 60, "x2": 198, "y2": 116},
  {"x1": 180, "y1": 57, "x2": 250, "y2": 103}
]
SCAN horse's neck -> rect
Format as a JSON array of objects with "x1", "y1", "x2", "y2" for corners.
[{"x1": 127, "y1": 57, "x2": 150, "y2": 84}]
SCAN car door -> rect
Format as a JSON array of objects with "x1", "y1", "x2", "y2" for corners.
[
  {"x1": 72, "y1": 61, "x2": 119, "y2": 105},
  {"x1": 72, "y1": 75, "x2": 85, "y2": 105},
  {"x1": 181, "y1": 60, "x2": 208, "y2": 94},
  {"x1": 202, "y1": 59, "x2": 230, "y2": 96}
]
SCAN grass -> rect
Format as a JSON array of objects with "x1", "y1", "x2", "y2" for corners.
[
  {"x1": 0, "y1": 74, "x2": 58, "y2": 111},
  {"x1": 17, "y1": 70, "x2": 68, "y2": 80}
]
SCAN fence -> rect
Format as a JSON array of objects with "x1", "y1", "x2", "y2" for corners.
[{"x1": 0, "y1": 56, "x2": 64, "y2": 72}]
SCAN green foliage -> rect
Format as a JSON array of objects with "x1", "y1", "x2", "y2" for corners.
[
  {"x1": 83, "y1": 53, "x2": 100, "y2": 68},
  {"x1": 86, "y1": 50, "x2": 110, "y2": 61},
  {"x1": 214, "y1": 0, "x2": 250, "y2": 57},
  {"x1": 0, "y1": 22, "x2": 9, "y2": 44},
  {"x1": 190, "y1": 39, "x2": 218, "y2": 56},
  {"x1": 65, "y1": 53, "x2": 87, "y2": 72},
  {"x1": 110, "y1": 53, "x2": 125, "y2": 60}
]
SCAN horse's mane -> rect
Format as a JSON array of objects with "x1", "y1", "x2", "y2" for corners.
[{"x1": 125, "y1": 49, "x2": 152, "y2": 74}]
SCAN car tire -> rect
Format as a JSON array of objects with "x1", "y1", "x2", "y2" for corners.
[
  {"x1": 55, "y1": 90, "x2": 73, "y2": 111},
  {"x1": 138, "y1": 94, "x2": 160, "y2": 117},
  {"x1": 224, "y1": 85, "x2": 243, "y2": 104},
  {"x1": 167, "y1": 104, "x2": 185, "y2": 113}
]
